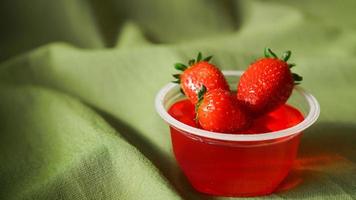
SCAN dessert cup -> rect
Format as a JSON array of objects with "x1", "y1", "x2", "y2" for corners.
[{"x1": 155, "y1": 71, "x2": 320, "y2": 197}]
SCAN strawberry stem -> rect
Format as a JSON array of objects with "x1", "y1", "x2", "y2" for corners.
[
  {"x1": 197, "y1": 52, "x2": 202, "y2": 62},
  {"x1": 288, "y1": 63, "x2": 296, "y2": 68},
  {"x1": 188, "y1": 59, "x2": 195, "y2": 65},
  {"x1": 195, "y1": 85, "x2": 207, "y2": 115},
  {"x1": 264, "y1": 48, "x2": 278, "y2": 59},
  {"x1": 203, "y1": 55, "x2": 213, "y2": 62},
  {"x1": 197, "y1": 85, "x2": 207, "y2": 101},
  {"x1": 282, "y1": 51, "x2": 291, "y2": 62},
  {"x1": 180, "y1": 88, "x2": 185, "y2": 95},
  {"x1": 174, "y1": 63, "x2": 187, "y2": 71},
  {"x1": 292, "y1": 73, "x2": 303, "y2": 83}
]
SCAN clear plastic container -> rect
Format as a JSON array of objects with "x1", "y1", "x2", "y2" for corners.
[{"x1": 155, "y1": 71, "x2": 320, "y2": 197}]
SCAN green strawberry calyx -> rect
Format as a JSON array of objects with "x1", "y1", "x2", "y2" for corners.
[
  {"x1": 264, "y1": 47, "x2": 303, "y2": 85},
  {"x1": 171, "y1": 52, "x2": 213, "y2": 84},
  {"x1": 194, "y1": 85, "x2": 207, "y2": 121}
]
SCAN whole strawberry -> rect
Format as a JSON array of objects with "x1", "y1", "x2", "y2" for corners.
[
  {"x1": 172, "y1": 52, "x2": 229, "y2": 104},
  {"x1": 196, "y1": 86, "x2": 251, "y2": 133},
  {"x1": 237, "y1": 48, "x2": 302, "y2": 115}
]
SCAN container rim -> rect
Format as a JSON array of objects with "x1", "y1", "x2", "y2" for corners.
[{"x1": 155, "y1": 70, "x2": 320, "y2": 142}]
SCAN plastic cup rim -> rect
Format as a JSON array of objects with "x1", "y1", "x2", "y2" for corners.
[{"x1": 155, "y1": 70, "x2": 320, "y2": 142}]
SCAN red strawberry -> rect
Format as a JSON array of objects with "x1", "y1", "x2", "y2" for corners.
[
  {"x1": 172, "y1": 52, "x2": 229, "y2": 104},
  {"x1": 237, "y1": 48, "x2": 302, "y2": 115},
  {"x1": 196, "y1": 86, "x2": 251, "y2": 133}
]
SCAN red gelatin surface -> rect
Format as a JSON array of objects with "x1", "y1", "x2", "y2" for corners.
[{"x1": 168, "y1": 99, "x2": 304, "y2": 196}]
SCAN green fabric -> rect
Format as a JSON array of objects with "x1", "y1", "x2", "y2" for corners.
[{"x1": 1, "y1": 0, "x2": 356, "y2": 199}]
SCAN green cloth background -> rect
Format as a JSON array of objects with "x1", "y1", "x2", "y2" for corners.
[{"x1": 1, "y1": 0, "x2": 356, "y2": 199}]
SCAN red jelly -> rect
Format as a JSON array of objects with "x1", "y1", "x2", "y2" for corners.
[{"x1": 168, "y1": 99, "x2": 304, "y2": 196}]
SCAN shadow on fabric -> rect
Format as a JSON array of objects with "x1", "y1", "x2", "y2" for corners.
[
  {"x1": 93, "y1": 107, "x2": 220, "y2": 200},
  {"x1": 276, "y1": 122, "x2": 356, "y2": 197}
]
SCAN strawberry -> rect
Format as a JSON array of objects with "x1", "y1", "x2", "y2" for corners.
[
  {"x1": 172, "y1": 52, "x2": 229, "y2": 104},
  {"x1": 237, "y1": 48, "x2": 302, "y2": 115},
  {"x1": 196, "y1": 86, "x2": 251, "y2": 133}
]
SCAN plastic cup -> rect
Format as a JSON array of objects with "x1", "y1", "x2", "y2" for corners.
[{"x1": 155, "y1": 71, "x2": 320, "y2": 197}]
